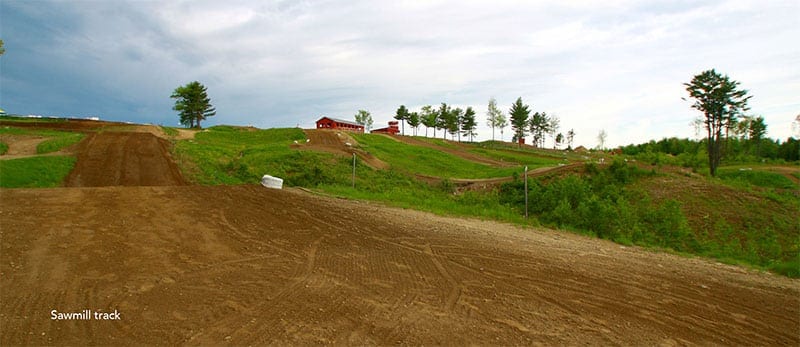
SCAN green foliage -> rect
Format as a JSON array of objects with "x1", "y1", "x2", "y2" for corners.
[
  {"x1": 354, "y1": 110, "x2": 373, "y2": 131},
  {"x1": 716, "y1": 168, "x2": 798, "y2": 190},
  {"x1": 499, "y1": 161, "x2": 798, "y2": 273},
  {"x1": 395, "y1": 105, "x2": 409, "y2": 135},
  {"x1": 486, "y1": 97, "x2": 506, "y2": 141},
  {"x1": 171, "y1": 81, "x2": 215, "y2": 129},
  {"x1": 508, "y1": 97, "x2": 530, "y2": 144},
  {"x1": 461, "y1": 107, "x2": 478, "y2": 141},
  {"x1": 0, "y1": 142, "x2": 8, "y2": 155},
  {"x1": 684, "y1": 69, "x2": 751, "y2": 176},
  {"x1": 0, "y1": 156, "x2": 76, "y2": 188}
]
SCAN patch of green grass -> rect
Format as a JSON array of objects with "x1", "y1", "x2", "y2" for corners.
[
  {"x1": 717, "y1": 168, "x2": 798, "y2": 190},
  {"x1": 412, "y1": 136, "x2": 460, "y2": 150},
  {"x1": 469, "y1": 147, "x2": 563, "y2": 166},
  {"x1": 0, "y1": 156, "x2": 76, "y2": 188},
  {"x1": 174, "y1": 126, "x2": 309, "y2": 185},
  {"x1": 160, "y1": 126, "x2": 179, "y2": 137},
  {"x1": 353, "y1": 134, "x2": 522, "y2": 179},
  {"x1": 0, "y1": 142, "x2": 8, "y2": 155},
  {"x1": 0, "y1": 127, "x2": 85, "y2": 154},
  {"x1": 36, "y1": 133, "x2": 84, "y2": 154}
]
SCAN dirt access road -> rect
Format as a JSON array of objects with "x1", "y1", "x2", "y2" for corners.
[{"x1": 1, "y1": 185, "x2": 798, "y2": 345}]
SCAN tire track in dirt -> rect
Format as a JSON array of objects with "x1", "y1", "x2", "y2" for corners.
[
  {"x1": 1, "y1": 185, "x2": 798, "y2": 345},
  {"x1": 64, "y1": 132, "x2": 185, "y2": 187}
]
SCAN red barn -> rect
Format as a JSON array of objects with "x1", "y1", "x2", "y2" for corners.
[
  {"x1": 316, "y1": 117, "x2": 365, "y2": 133},
  {"x1": 372, "y1": 121, "x2": 399, "y2": 135}
]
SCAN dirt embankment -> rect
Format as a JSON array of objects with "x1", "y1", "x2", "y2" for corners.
[
  {"x1": 297, "y1": 129, "x2": 389, "y2": 169},
  {"x1": 1, "y1": 185, "x2": 797, "y2": 346},
  {"x1": 64, "y1": 132, "x2": 185, "y2": 187}
]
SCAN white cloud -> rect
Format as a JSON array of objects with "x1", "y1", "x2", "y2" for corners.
[{"x1": 2, "y1": 0, "x2": 797, "y2": 144}]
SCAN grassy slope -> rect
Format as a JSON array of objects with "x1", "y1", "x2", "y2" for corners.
[
  {"x1": 0, "y1": 156, "x2": 77, "y2": 188},
  {"x1": 352, "y1": 133, "x2": 524, "y2": 178},
  {"x1": 0, "y1": 127, "x2": 85, "y2": 154},
  {"x1": 0, "y1": 126, "x2": 84, "y2": 187}
]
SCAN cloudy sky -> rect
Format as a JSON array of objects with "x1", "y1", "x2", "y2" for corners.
[{"x1": 1, "y1": 0, "x2": 797, "y2": 147}]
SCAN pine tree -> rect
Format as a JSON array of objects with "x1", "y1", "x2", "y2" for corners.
[
  {"x1": 171, "y1": 81, "x2": 215, "y2": 129},
  {"x1": 509, "y1": 97, "x2": 530, "y2": 147}
]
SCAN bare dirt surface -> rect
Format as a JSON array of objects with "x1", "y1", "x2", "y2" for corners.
[
  {"x1": 0, "y1": 135, "x2": 51, "y2": 159},
  {"x1": 1, "y1": 185, "x2": 798, "y2": 346},
  {"x1": 297, "y1": 130, "x2": 389, "y2": 169},
  {"x1": 64, "y1": 132, "x2": 185, "y2": 187}
]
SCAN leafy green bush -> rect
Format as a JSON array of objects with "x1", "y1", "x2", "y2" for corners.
[{"x1": 0, "y1": 142, "x2": 8, "y2": 155}]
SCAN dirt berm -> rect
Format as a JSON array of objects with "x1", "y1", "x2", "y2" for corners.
[
  {"x1": 1, "y1": 185, "x2": 797, "y2": 345},
  {"x1": 64, "y1": 132, "x2": 185, "y2": 187}
]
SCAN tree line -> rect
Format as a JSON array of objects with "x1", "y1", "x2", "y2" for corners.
[{"x1": 355, "y1": 97, "x2": 575, "y2": 149}]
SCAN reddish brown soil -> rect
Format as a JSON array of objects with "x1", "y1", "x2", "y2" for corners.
[
  {"x1": 64, "y1": 132, "x2": 185, "y2": 187},
  {"x1": 0, "y1": 185, "x2": 797, "y2": 345}
]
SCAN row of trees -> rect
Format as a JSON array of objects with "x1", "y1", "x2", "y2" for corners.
[
  {"x1": 371, "y1": 98, "x2": 574, "y2": 149},
  {"x1": 507, "y1": 97, "x2": 575, "y2": 149},
  {"x1": 389, "y1": 103, "x2": 479, "y2": 141}
]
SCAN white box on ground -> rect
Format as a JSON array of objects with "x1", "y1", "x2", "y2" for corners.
[{"x1": 261, "y1": 175, "x2": 284, "y2": 189}]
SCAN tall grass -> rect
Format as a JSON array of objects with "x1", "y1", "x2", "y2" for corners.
[
  {"x1": 0, "y1": 142, "x2": 8, "y2": 155},
  {"x1": 716, "y1": 168, "x2": 798, "y2": 190}
]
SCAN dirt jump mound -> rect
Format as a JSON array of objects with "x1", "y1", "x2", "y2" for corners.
[{"x1": 64, "y1": 132, "x2": 185, "y2": 187}]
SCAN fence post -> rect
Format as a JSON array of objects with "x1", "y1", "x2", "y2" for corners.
[
  {"x1": 524, "y1": 165, "x2": 528, "y2": 219},
  {"x1": 352, "y1": 153, "x2": 356, "y2": 189}
]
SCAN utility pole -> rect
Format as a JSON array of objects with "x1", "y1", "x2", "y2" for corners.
[{"x1": 524, "y1": 166, "x2": 528, "y2": 219}]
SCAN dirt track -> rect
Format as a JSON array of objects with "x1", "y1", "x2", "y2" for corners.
[
  {"x1": 1, "y1": 185, "x2": 798, "y2": 345},
  {"x1": 388, "y1": 134, "x2": 515, "y2": 167},
  {"x1": 297, "y1": 130, "x2": 389, "y2": 169},
  {"x1": 64, "y1": 132, "x2": 185, "y2": 187}
]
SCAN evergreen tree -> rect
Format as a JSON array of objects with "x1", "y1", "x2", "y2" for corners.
[
  {"x1": 685, "y1": 69, "x2": 751, "y2": 176},
  {"x1": 438, "y1": 103, "x2": 452, "y2": 140},
  {"x1": 394, "y1": 105, "x2": 409, "y2": 136},
  {"x1": 461, "y1": 107, "x2": 478, "y2": 142},
  {"x1": 509, "y1": 97, "x2": 530, "y2": 147},
  {"x1": 171, "y1": 81, "x2": 215, "y2": 129}
]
